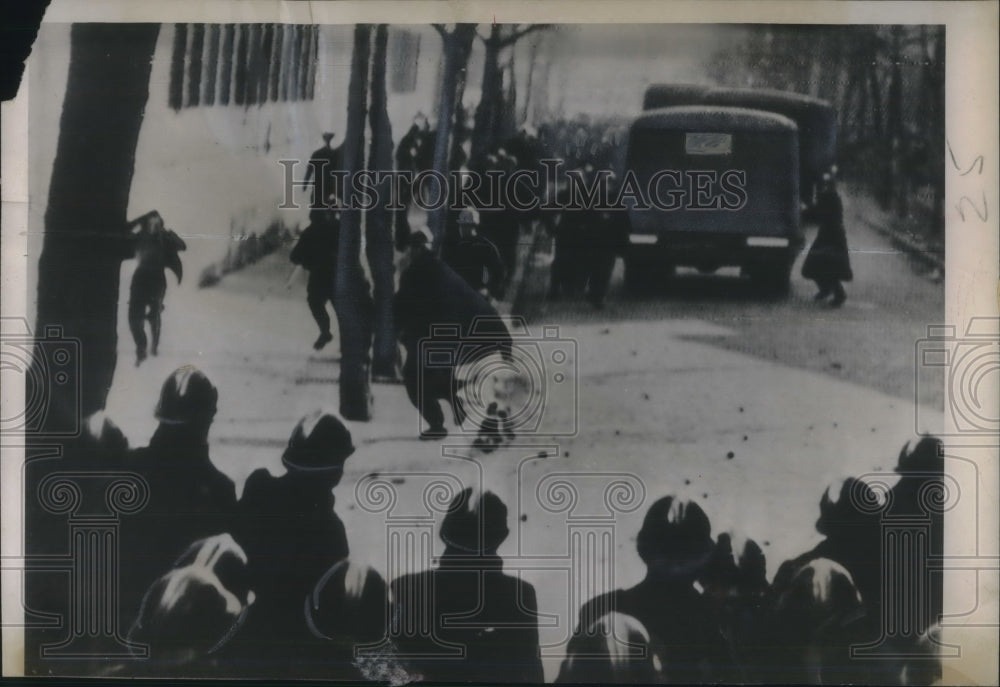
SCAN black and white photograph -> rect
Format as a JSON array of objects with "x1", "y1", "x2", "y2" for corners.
[{"x1": 1, "y1": 1, "x2": 997, "y2": 684}]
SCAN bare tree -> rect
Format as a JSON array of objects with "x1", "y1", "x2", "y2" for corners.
[
  {"x1": 366, "y1": 24, "x2": 398, "y2": 380},
  {"x1": 28, "y1": 23, "x2": 160, "y2": 671},
  {"x1": 427, "y1": 23, "x2": 477, "y2": 247},
  {"x1": 334, "y1": 24, "x2": 375, "y2": 420},
  {"x1": 469, "y1": 24, "x2": 551, "y2": 170},
  {"x1": 34, "y1": 23, "x2": 160, "y2": 427}
]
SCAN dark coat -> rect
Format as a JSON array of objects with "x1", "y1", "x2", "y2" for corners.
[
  {"x1": 236, "y1": 469, "x2": 349, "y2": 609},
  {"x1": 802, "y1": 188, "x2": 853, "y2": 282},
  {"x1": 394, "y1": 248, "x2": 510, "y2": 355},
  {"x1": 306, "y1": 144, "x2": 343, "y2": 208},
  {"x1": 574, "y1": 578, "x2": 735, "y2": 683},
  {"x1": 441, "y1": 232, "x2": 507, "y2": 297},
  {"x1": 120, "y1": 426, "x2": 237, "y2": 625},
  {"x1": 390, "y1": 556, "x2": 543, "y2": 684},
  {"x1": 290, "y1": 221, "x2": 340, "y2": 293}
]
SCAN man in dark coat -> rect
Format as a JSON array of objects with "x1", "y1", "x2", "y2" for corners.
[
  {"x1": 288, "y1": 210, "x2": 340, "y2": 350},
  {"x1": 572, "y1": 495, "x2": 734, "y2": 684},
  {"x1": 547, "y1": 180, "x2": 587, "y2": 300},
  {"x1": 441, "y1": 208, "x2": 507, "y2": 301},
  {"x1": 802, "y1": 173, "x2": 852, "y2": 306},
  {"x1": 390, "y1": 488, "x2": 543, "y2": 684},
  {"x1": 127, "y1": 210, "x2": 186, "y2": 366},
  {"x1": 395, "y1": 227, "x2": 511, "y2": 440},
  {"x1": 581, "y1": 204, "x2": 628, "y2": 309},
  {"x1": 121, "y1": 366, "x2": 237, "y2": 630},
  {"x1": 304, "y1": 132, "x2": 343, "y2": 222},
  {"x1": 234, "y1": 410, "x2": 354, "y2": 670}
]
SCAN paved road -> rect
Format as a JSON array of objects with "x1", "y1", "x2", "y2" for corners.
[
  {"x1": 98, "y1": 192, "x2": 945, "y2": 681},
  {"x1": 521, "y1": 190, "x2": 945, "y2": 413}
]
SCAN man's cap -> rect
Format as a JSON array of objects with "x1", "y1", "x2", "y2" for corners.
[
  {"x1": 282, "y1": 409, "x2": 355, "y2": 473},
  {"x1": 439, "y1": 487, "x2": 509, "y2": 553},
  {"x1": 154, "y1": 366, "x2": 219, "y2": 425}
]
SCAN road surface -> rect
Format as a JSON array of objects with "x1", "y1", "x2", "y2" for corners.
[{"x1": 99, "y1": 189, "x2": 944, "y2": 681}]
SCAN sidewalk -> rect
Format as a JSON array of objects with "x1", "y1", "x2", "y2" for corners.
[{"x1": 845, "y1": 187, "x2": 945, "y2": 275}]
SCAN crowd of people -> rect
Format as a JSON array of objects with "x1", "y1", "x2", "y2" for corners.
[{"x1": 53, "y1": 363, "x2": 944, "y2": 684}]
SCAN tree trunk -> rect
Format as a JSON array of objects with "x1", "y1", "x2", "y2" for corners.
[
  {"x1": 470, "y1": 28, "x2": 502, "y2": 170},
  {"x1": 35, "y1": 23, "x2": 160, "y2": 427},
  {"x1": 366, "y1": 24, "x2": 397, "y2": 380},
  {"x1": 28, "y1": 23, "x2": 159, "y2": 672},
  {"x1": 428, "y1": 23, "x2": 477, "y2": 247},
  {"x1": 887, "y1": 27, "x2": 906, "y2": 216},
  {"x1": 335, "y1": 24, "x2": 375, "y2": 420}
]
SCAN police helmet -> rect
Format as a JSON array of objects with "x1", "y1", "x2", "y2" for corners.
[
  {"x1": 439, "y1": 487, "x2": 509, "y2": 553},
  {"x1": 282, "y1": 409, "x2": 355, "y2": 473},
  {"x1": 154, "y1": 366, "x2": 218, "y2": 425},
  {"x1": 636, "y1": 495, "x2": 714, "y2": 572},
  {"x1": 129, "y1": 534, "x2": 253, "y2": 658},
  {"x1": 816, "y1": 477, "x2": 881, "y2": 536},
  {"x1": 895, "y1": 436, "x2": 944, "y2": 475},
  {"x1": 306, "y1": 559, "x2": 388, "y2": 643}
]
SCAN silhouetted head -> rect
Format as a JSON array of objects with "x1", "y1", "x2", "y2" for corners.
[
  {"x1": 155, "y1": 366, "x2": 218, "y2": 437},
  {"x1": 322, "y1": 132, "x2": 335, "y2": 145},
  {"x1": 816, "y1": 477, "x2": 882, "y2": 539},
  {"x1": 557, "y1": 612, "x2": 665, "y2": 684},
  {"x1": 306, "y1": 559, "x2": 388, "y2": 645},
  {"x1": 636, "y1": 496, "x2": 714, "y2": 579},
  {"x1": 129, "y1": 534, "x2": 253, "y2": 664},
  {"x1": 896, "y1": 436, "x2": 944, "y2": 475},
  {"x1": 440, "y1": 487, "x2": 509, "y2": 555},
  {"x1": 282, "y1": 410, "x2": 355, "y2": 485}
]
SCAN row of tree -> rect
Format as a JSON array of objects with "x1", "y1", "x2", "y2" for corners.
[{"x1": 707, "y1": 25, "x2": 946, "y2": 230}]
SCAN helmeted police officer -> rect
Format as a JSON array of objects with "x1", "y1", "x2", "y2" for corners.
[
  {"x1": 442, "y1": 208, "x2": 507, "y2": 301},
  {"x1": 390, "y1": 487, "x2": 543, "y2": 684},
  {"x1": 235, "y1": 409, "x2": 354, "y2": 664},
  {"x1": 122, "y1": 366, "x2": 237, "y2": 629},
  {"x1": 573, "y1": 495, "x2": 734, "y2": 683}
]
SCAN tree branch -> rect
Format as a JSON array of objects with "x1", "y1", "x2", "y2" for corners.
[{"x1": 499, "y1": 23, "x2": 552, "y2": 48}]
